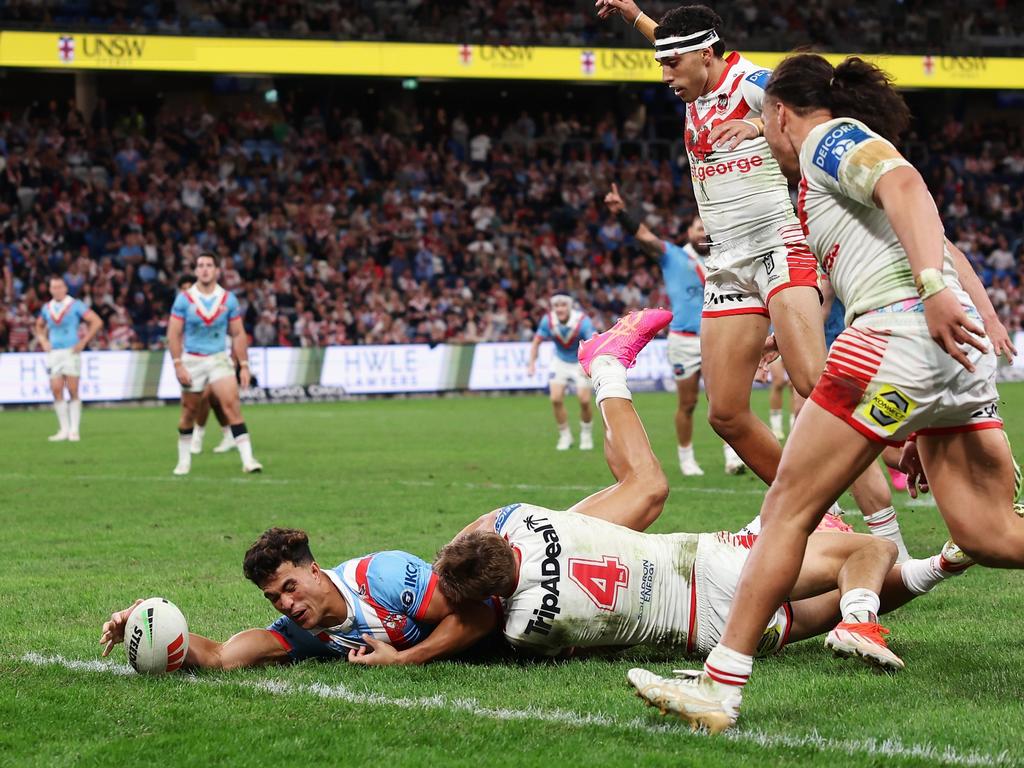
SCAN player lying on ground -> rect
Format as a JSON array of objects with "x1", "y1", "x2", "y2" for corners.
[
  {"x1": 428, "y1": 309, "x2": 972, "y2": 666},
  {"x1": 100, "y1": 528, "x2": 499, "y2": 669},
  {"x1": 627, "y1": 53, "x2": 1024, "y2": 734}
]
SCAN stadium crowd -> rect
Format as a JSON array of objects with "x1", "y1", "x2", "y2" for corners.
[
  {"x1": 1, "y1": 94, "x2": 1022, "y2": 352},
  {"x1": 0, "y1": 0, "x2": 1021, "y2": 54}
]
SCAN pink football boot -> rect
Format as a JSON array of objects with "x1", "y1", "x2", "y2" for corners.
[{"x1": 578, "y1": 308, "x2": 673, "y2": 376}]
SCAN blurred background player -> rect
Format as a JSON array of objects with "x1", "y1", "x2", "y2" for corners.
[
  {"x1": 598, "y1": 1, "x2": 828, "y2": 488},
  {"x1": 527, "y1": 294, "x2": 597, "y2": 451},
  {"x1": 176, "y1": 274, "x2": 236, "y2": 457},
  {"x1": 168, "y1": 252, "x2": 261, "y2": 475},
  {"x1": 33, "y1": 275, "x2": 103, "y2": 442},
  {"x1": 604, "y1": 184, "x2": 743, "y2": 476},
  {"x1": 766, "y1": 357, "x2": 792, "y2": 442}
]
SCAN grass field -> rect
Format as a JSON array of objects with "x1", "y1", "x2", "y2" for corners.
[{"x1": 3, "y1": 385, "x2": 1024, "y2": 768}]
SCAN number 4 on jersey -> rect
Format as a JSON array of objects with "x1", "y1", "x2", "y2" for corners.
[{"x1": 568, "y1": 556, "x2": 629, "y2": 611}]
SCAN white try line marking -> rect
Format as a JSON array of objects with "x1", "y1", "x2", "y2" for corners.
[{"x1": 19, "y1": 653, "x2": 1012, "y2": 767}]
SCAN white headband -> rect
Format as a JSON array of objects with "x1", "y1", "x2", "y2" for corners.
[
  {"x1": 551, "y1": 294, "x2": 572, "y2": 304},
  {"x1": 654, "y1": 28, "x2": 719, "y2": 59}
]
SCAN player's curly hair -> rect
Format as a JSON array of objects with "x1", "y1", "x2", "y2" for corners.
[
  {"x1": 655, "y1": 5, "x2": 725, "y2": 58},
  {"x1": 765, "y1": 54, "x2": 911, "y2": 144},
  {"x1": 434, "y1": 531, "x2": 517, "y2": 605},
  {"x1": 243, "y1": 527, "x2": 315, "y2": 586}
]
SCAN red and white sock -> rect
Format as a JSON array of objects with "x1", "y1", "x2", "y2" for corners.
[
  {"x1": 901, "y1": 555, "x2": 963, "y2": 594},
  {"x1": 704, "y1": 644, "x2": 753, "y2": 688},
  {"x1": 862, "y1": 506, "x2": 910, "y2": 561}
]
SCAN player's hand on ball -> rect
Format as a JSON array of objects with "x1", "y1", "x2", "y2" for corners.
[
  {"x1": 100, "y1": 598, "x2": 144, "y2": 656},
  {"x1": 984, "y1": 315, "x2": 1016, "y2": 364},
  {"x1": 348, "y1": 634, "x2": 400, "y2": 666},
  {"x1": 923, "y1": 289, "x2": 987, "y2": 372},
  {"x1": 709, "y1": 120, "x2": 759, "y2": 151},
  {"x1": 604, "y1": 183, "x2": 625, "y2": 214},
  {"x1": 175, "y1": 362, "x2": 192, "y2": 388}
]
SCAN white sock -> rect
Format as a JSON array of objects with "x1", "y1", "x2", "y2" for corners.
[
  {"x1": 704, "y1": 644, "x2": 753, "y2": 688},
  {"x1": 862, "y1": 506, "x2": 910, "y2": 561},
  {"x1": 580, "y1": 421, "x2": 592, "y2": 436},
  {"x1": 236, "y1": 432, "x2": 255, "y2": 466},
  {"x1": 54, "y1": 400, "x2": 70, "y2": 433},
  {"x1": 558, "y1": 422, "x2": 571, "y2": 436},
  {"x1": 69, "y1": 399, "x2": 82, "y2": 434},
  {"x1": 900, "y1": 555, "x2": 958, "y2": 595},
  {"x1": 723, "y1": 443, "x2": 741, "y2": 462},
  {"x1": 678, "y1": 444, "x2": 694, "y2": 462},
  {"x1": 177, "y1": 433, "x2": 192, "y2": 469},
  {"x1": 839, "y1": 588, "x2": 880, "y2": 624},
  {"x1": 770, "y1": 410, "x2": 783, "y2": 433},
  {"x1": 221, "y1": 426, "x2": 234, "y2": 444},
  {"x1": 590, "y1": 356, "x2": 631, "y2": 405},
  {"x1": 191, "y1": 424, "x2": 205, "y2": 447}
]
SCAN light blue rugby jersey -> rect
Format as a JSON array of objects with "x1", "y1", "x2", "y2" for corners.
[
  {"x1": 170, "y1": 287, "x2": 241, "y2": 355},
  {"x1": 535, "y1": 312, "x2": 597, "y2": 363},
  {"x1": 661, "y1": 242, "x2": 706, "y2": 335},
  {"x1": 40, "y1": 299, "x2": 90, "y2": 349}
]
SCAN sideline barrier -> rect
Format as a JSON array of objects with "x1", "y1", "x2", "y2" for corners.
[
  {"x1": 2, "y1": 336, "x2": 1021, "y2": 404},
  {"x1": 0, "y1": 32, "x2": 1021, "y2": 89}
]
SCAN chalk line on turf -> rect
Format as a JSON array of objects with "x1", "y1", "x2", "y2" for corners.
[{"x1": 19, "y1": 652, "x2": 1013, "y2": 767}]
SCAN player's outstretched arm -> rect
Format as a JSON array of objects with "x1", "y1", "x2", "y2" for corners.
[
  {"x1": 596, "y1": 0, "x2": 657, "y2": 44},
  {"x1": 604, "y1": 184, "x2": 663, "y2": 258},
  {"x1": 100, "y1": 600, "x2": 288, "y2": 670}
]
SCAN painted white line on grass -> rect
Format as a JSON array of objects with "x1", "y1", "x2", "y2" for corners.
[
  {"x1": 20, "y1": 653, "x2": 1012, "y2": 767},
  {"x1": 0, "y1": 472, "x2": 765, "y2": 497}
]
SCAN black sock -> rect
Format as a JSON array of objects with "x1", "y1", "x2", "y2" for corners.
[
  {"x1": 230, "y1": 423, "x2": 248, "y2": 438},
  {"x1": 178, "y1": 427, "x2": 194, "y2": 437}
]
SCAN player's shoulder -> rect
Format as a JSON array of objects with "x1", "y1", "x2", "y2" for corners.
[
  {"x1": 73, "y1": 298, "x2": 90, "y2": 313},
  {"x1": 494, "y1": 503, "x2": 526, "y2": 535},
  {"x1": 802, "y1": 117, "x2": 885, "y2": 180},
  {"x1": 735, "y1": 54, "x2": 771, "y2": 86}
]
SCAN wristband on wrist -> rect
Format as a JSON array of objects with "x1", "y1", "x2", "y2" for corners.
[
  {"x1": 915, "y1": 267, "x2": 947, "y2": 300},
  {"x1": 239, "y1": 361, "x2": 250, "y2": 368},
  {"x1": 172, "y1": 358, "x2": 182, "y2": 364},
  {"x1": 617, "y1": 210, "x2": 641, "y2": 236},
  {"x1": 738, "y1": 118, "x2": 762, "y2": 137}
]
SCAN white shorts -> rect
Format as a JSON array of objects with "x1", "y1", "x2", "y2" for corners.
[
  {"x1": 692, "y1": 532, "x2": 792, "y2": 658},
  {"x1": 810, "y1": 308, "x2": 1002, "y2": 446},
  {"x1": 182, "y1": 351, "x2": 235, "y2": 394},
  {"x1": 702, "y1": 220, "x2": 819, "y2": 319},
  {"x1": 47, "y1": 348, "x2": 81, "y2": 378},
  {"x1": 667, "y1": 332, "x2": 702, "y2": 380},
  {"x1": 549, "y1": 357, "x2": 591, "y2": 391}
]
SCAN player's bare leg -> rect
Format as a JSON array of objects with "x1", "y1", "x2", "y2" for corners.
[
  {"x1": 701, "y1": 313, "x2": 779, "y2": 483},
  {"x1": 767, "y1": 286, "x2": 827, "y2": 399},
  {"x1": 918, "y1": 430, "x2": 1024, "y2": 567},
  {"x1": 570, "y1": 308, "x2": 673, "y2": 530},
  {"x1": 174, "y1": 391, "x2": 203, "y2": 475},
  {"x1": 48, "y1": 375, "x2": 70, "y2": 441},
  {"x1": 578, "y1": 384, "x2": 594, "y2": 451},
  {"x1": 191, "y1": 390, "x2": 212, "y2": 454},
  {"x1": 549, "y1": 382, "x2": 573, "y2": 450},
  {"x1": 767, "y1": 358, "x2": 789, "y2": 441},
  {"x1": 209, "y1": 389, "x2": 236, "y2": 453},
  {"x1": 675, "y1": 373, "x2": 703, "y2": 476},
  {"x1": 849, "y1": 460, "x2": 910, "y2": 562},
  {"x1": 209, "y1": 375, "x2": 261, "y2": 473}
]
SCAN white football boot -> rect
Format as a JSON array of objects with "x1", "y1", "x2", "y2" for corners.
[
  {"x1": 556, "y1": 431, "x2": 573, "y2": 451},
  {"x1": 824, "y1": 621, "x2": 904, "y2": 671},
  {"x1": 68, "y1": 432, "x2": 81, "y2": 442},
  {"x1": 628, "y1": 668, "x2": 740, "y2": 733},
  {"x1": 172, "y1": 463, "x2": 190, "y2": 476},
  {"x1": 48, "y1": 430, "x2": 69, "y2": 442},
  {"x1": 190, "y1": 427, "x2": 204, "y2": 455},
  {"x1": 579, "y1": 432, "x2": 594, "y2": 451},
  {"x1": 243, "y1": 459, "x2": 263, "y2": 473},
  {"x1": 679, "y1": 457, "x2": 705, "y2": 476},
  {"x1": 723, "y1": 444, "x2": 746, "y2": 475},
  {"x1": 213, "y1": 431, "x2": 236, "y2": 453}
]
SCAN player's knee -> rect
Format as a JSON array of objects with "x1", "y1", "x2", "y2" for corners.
[
  {"x1": 866, "y1": 535, "x2": 898, "y2": 567},
  {"x1": 706, "y1": 401, "x2": 746, "y2": 437}
]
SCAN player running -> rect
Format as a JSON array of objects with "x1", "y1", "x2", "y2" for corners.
[
  {"x1": 433, "y1": 310, "x2": 965, "y2": 680},
  {"x1": 99, "y1": 527, "x2": 498, "y2": 669},
  {"x1": 527, "y1": 294, "x2": 598, "y2": 451},
  {"x1": 603, "y1": 185, "x2": 743, "y2": 475},
  {"x1": 167, "y1": 252, "x2": 261, "y2": 475},
  {"x1": 597, "y1": 1, "x2": 827, "y2": 487},
  {"x1": 175, "y1": 273, "x2": 238, "y2": 457},
  {"x1": 629, "y1": 53, "x2": 1024, "y2": 732},
  {"x1": 33, "y1": 275, "x2": 103, "y2": 442}
]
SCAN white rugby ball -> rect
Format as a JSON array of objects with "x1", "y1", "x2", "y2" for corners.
[{"x1": 124, "y1": 597, "x2": 189, "y2": 675}]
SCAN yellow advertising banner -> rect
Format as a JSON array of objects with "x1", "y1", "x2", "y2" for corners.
[{"x1": 1, "y1": 31, "x2": 1021, "y2": 90}]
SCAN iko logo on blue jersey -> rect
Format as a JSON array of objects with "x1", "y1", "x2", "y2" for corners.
[
  {"x1": 745, "y1": 69, "x2": 770, "y2": 89},
  {"x1": 494, "y1": 503, "x2": 523, "y2": 533},
  {"x1": 813, "y1": 122, "x2": 872, "y2": 179}
]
